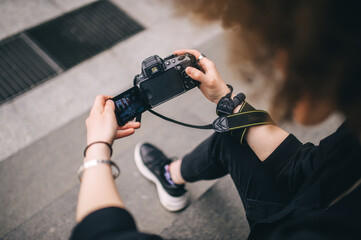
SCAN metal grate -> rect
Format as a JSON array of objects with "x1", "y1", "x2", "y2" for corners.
[
  {"x1": 0, "y1": 35, "x2": 58, "y2": 104},
  {"x1": 26, "y1": 0, "x2": 144, "y2": 69},
  {"x1": 0, "y1": 0, "x2": 144, "y2": 105}
]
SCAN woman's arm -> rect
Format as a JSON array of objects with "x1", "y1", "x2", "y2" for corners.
[
  {"x1": 76, "y1": 95, "x2": 140, "y2": 222},
  {"x1": 245, "y1": 125, "x2": 289, "y2": 161},
  {"x1": 174, "y1": 49, "x2": 289, "y2": 161}
]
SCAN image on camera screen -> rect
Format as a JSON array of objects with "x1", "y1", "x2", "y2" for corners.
[{"x1": 113, "y1": 87, "x2": 147, "y2": 125}]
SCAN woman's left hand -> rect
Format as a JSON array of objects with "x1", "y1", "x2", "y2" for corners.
[{"x1": 86, "y1": 95, "x2": 141, "y2": 145}]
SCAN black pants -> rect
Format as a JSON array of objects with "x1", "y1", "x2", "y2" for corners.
[{"x1": 180, "y1": 132, "x2": 295, "y2": 228}]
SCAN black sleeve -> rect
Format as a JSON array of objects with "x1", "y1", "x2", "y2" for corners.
[
  {"x1": 262, "y1": 134, "x2": 319, "y2": 194},
  {"x1": 267, "y1": 193, "x2": 361, "y2": 240},
  {"x1": 70, "y1": 207, "x2": 163, "y2": 240},
  {"x1": 268, "y1": 215, "x2": 361, "y2": 240},
  {"x1": 262, "y1": 122, "x2": 347, "y2": 194}
]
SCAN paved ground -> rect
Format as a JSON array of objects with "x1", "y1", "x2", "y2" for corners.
[{"x1": 0, "y1": 1, "x2": 344, "y2": 239}]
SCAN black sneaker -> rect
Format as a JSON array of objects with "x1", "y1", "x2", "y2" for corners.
[{"x1": 134, "y1": 142, "x2": 189, "y2": 211}]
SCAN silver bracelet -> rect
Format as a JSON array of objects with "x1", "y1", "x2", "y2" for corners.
[{"x1": 77, "y1": 159, "x2": 120, "y2": 181}]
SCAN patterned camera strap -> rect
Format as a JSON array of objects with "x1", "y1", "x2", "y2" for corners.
[
  {"x1": 148, "y1": 101, "x2": 274, "y2": 145},
  {"x1": 212, "y1": 101, "x2": 274, "y2": 144}
]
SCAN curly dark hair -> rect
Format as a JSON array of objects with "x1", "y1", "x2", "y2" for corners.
[{"x1": 174, "y1": 0, "x2": 361, "y2": 133}]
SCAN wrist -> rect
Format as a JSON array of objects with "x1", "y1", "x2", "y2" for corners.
[
  {"x1": 233, "y1": 101, "x2": 242, "y2": 113},
  {"x1": 216, "y1": 84, "x2": 245, "y2": 116},
  {"x1": 84, "y1": 144, "x2": 112, "y2": 162},
  {"x1": 213, "y1": 86, "x2": 232, "y2": 104}
]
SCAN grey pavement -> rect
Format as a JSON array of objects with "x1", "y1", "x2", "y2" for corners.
[
  {"x1": 0, "y1": 0, "x2": 222, "y2": 162},
  {"x1": 0, "y1": 0, "x2": 344, "y2": 239},
  {"x1": 161, "y1": 176, "x2": 250, "y2": 240}
]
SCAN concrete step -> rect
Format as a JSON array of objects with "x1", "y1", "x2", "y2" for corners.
[
  {"x1": 0, "y1": 89, "x2": 218, "y2": 238},
  {"x1": 0, "y1": 0, "x2": 345, "y2": 238},
  {"x1": 2, "y1": 175, "x2": 248, "y2": 240},
  {"x1": 0, "y1": 9, "x2": 232, "y2": 237},
  {"x1": 160, "y1": 176, "x2": 250, "y2": 240},
  {"x1": 0, "y1": 0, "x2": 223, "y2": 163},
  {"x1": 0, "y1": 1, "x2": 226, "y2": 238},
  {"x1": 0, "y1": 29, "x2": 344, "y2": 239}
]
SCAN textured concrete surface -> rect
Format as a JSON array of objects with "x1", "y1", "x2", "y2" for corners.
[
  {"x1": 1, "y1": 32, "x2": 235, "y2": 237},
  {"x1": 51, "y1": 0, "x2": 95, "y2": 12},
  {"x1": 0, "y1": 93, "x2": 217, "y2": 238},
  {"x1": 3, "y1": 188, "x2": 78, "y2": 240},
  {"x1": 0, "y1": 0, "x2": 223, "y2": 162},
  {"x1": 0, "y1": 0, "x2": 62, "y2": 40},
  {"x1": 0, "y1": 0, "x2": 345, "y2": 239},
  {"x1": 161, "y1": 176, "x2": 250, "y2": 240},
  {"x1": 112, "y1": 0, "x2": 176, "y2": 28}
]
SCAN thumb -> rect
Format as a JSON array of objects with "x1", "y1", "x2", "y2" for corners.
[
  {"x1": 104, "y1": 100, "x2": 115, "y2": 112},
  {"x1": 186, "y1": 67, "x2": 207, "y2": 83}
]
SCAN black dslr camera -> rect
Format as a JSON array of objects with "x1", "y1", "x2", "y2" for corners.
[{"x1": 111, "y1": 53, "x2": 199, "y2": 126}]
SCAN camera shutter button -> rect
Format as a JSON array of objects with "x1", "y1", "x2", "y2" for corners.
[{"x1": 178, "y1": 55, "x2": 185, "y2": 61}]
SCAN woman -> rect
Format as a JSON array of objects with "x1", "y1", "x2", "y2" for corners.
[{"x1": 71, "y1": 0, "x2": 361, "y2": 239}]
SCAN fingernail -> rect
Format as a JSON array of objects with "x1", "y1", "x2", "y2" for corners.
[{"x1": 186, "y1": 67, "x2": 192, "y2": 74}]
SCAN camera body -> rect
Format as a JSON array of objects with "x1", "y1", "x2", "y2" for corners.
[
  {"x1": 112, "y1": 53, "x2": 199, "y2": 126},
  {"x1": 134, "y1": 53, "x2": 199, "y2": 107}
]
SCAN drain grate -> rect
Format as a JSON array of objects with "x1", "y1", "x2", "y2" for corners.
[
  {"x1": 26, "y1": 0, "x2": 144, "y2": 69},
  {"x1": 0, "y1": 0, "x2": 144, "y2": 105},
  {"x1": 0, "y1": 35, "x2": 58, "y2": 103}
]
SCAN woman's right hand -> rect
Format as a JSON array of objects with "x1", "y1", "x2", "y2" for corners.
[
  {"x1": 174, "y1": 49, "x2": 231, "y2": 104},
  {"x1": 86, "y1": 95, "x2": 140, "y2": 146}
]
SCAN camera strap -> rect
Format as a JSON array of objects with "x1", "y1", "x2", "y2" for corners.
[
  {"x1": 140, "y1": 85, "x2": 274, "y2": 144},
  {"x1": 147, "y1": 101, "x2": 274, "y2": 138},
  {"x1": 148, "y1": 109, "x2": 213, "y2": 129}
]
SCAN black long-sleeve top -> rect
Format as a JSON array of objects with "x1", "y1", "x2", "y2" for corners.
[
  {"x1": 71, "y1": 122, "x2": 361, "y2": 239},
  {"x1": 250, "y1": 122, "x2": 361, "y2": 239}
]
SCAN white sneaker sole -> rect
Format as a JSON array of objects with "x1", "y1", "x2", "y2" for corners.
[{"x1": 134, "y1": 142, "x2": 189, "y2": 212}]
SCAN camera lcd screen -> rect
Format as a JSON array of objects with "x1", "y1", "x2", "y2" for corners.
[
  {"x1": 140, "y1": 67, "x2": 185, "y2": 107},
  {"x1": 112, "y1": 87, "x2": 148, "y2": 126}
]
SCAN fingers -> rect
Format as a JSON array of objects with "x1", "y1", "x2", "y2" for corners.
[
  {"x1": 115, "y1": 121, "x2": 140, "y2": 139},
  {"x1": 104, "y1": 100, "x2": 115, "y2": 112},
  {"x1": 90, "y1": 95, "x2": 113, "y2": 114},
  {"x1": 174, "y1": 49, "x2": 201, "y2": 59},
  {"x1": 116, "y1": 128, "x2": 135, "y2": 139},
  {"x1": 185, "y1": 67, "x2": 207, "y2": 83},
  {"x1": 117, "y1": 121, "x2": 141, "y2": 130},
  {"x1": 174, "y1": 49, "x2": 214, "y2": 73},
  {"x1": 90, "y1": 95, "x2": 106, "y2": 114}
]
